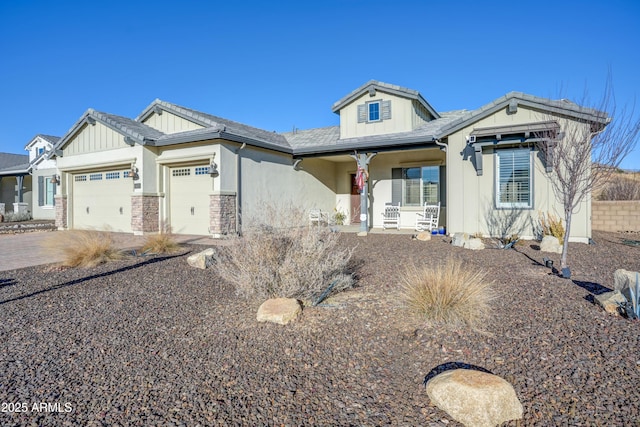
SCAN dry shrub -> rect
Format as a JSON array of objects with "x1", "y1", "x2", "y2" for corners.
[
  {"x1": 400, "y1": 258, "x2": 495, "y2": 331},
  {"x1": 598, "y1": 176, "x2": 640, "y2": 200},
  {"x1": 215, "y1": 205, "x2": 354, "y2": 302},
  {"x1": 44, "y1": 230, "x2": 122, "y2": 268},
  {"x1": 141, "y1": 226, "x2": 181, "y2": 254},
  {"x1": 538, "y1": 211, "x2": 565, "y2": 241}
]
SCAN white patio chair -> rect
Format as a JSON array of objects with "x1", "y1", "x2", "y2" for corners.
[
  {"x1": 308, "y1": 208, "x2": 326, "y2": 228},
  {"x1": 381, "y1": 202, "x2": 401, "y2": 230},
  {"x1": 415, "y1": 201, "x2": 440, "y2": 232}
]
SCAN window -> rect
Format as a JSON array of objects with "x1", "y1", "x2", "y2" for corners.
[
  {"x1": 106, "y1": 172, "x2": 120, "y2": 180},
  {"x1": 495, "y1": 148, "x2": 532, "y2": 208},
  {"x1": 89, "y1": 173, "x2": 103, "y2": 181},
  {"x1": 392, "y1": 166, "x2": 442, "y2": 207},
  {"x1": 368, "y1": 101, "x2": 380, "y2": 122},
  {"x1": 38, "y1": 176, "x2": 56, "y2": 207},
  {"x1": 357, "y1": 100, "x2": 391, "y2": 123},
  {"x1": 194, "y1": 166, "x2": 209, "y2": 175},
  {"x1": 172, "y1": 168, "x2": 191, "y2": 177},
  {"x1": 37, "y1": 147, "x2": 45, "y2": 156}
]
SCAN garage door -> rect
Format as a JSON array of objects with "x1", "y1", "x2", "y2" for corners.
[
  {"x1": 169, "y1": 165, "x2": 211, "y2": 235},
  {"x1": 72, "y1": 170, "x2": 132, "y2": 232}
]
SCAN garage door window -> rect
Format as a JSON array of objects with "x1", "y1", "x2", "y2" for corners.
[{"x1": 172, "y1": 168, "x2": 191, "y2": 177}]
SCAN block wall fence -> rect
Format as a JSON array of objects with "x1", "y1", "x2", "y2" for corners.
[{"x1": 591, "y1": 201, "x2": 640, "y2": 232}]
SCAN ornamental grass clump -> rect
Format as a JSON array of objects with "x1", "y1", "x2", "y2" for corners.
[
  {"x1": 141, "y1": 226, "x2": 181, "y2": 254},
  {"x1": 214, "y1": 205, "x2": 355, "y2": 302},
  {"x1": 400, "y1": 258, "x2": 495, "y2": 331},
  {"x1": 538, "y1": 211, "x2": 565, "y2": 242},
  {"x1": 44, "y1": 230, "x2": 122, "y2": 268}
]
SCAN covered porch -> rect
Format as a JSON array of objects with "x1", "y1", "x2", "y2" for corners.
[{"x1": 300, "y1": 145, "x2": 447, "y2": 233}]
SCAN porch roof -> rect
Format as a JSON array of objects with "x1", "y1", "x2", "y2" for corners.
[
  {"x1": 286, "y1": 110, "x2": 467, "y2": 156},
  {"x1": 0, "y1": 153, "x2": 30, "y2": 175}
]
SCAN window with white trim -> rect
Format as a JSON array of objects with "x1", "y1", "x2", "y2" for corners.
[
  {"x1": 38, "y1": 176, "x2": 56, "y2": 207},
  {"x1": 495, "y1": 148, "x2": 532, "y2": 208},
  {"x1": 368, "y1": 101, "x2": 380, "y2": 122}
]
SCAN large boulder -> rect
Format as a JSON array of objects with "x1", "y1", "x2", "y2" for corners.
[
  {"x1": 257, "y1": 298, "x2": 302, "y2": 325},
  {"x1": 416, "y1": 231, "x2": 432, "y2": 241},
  {"x1": 594, "y1": 290, "x2": 627, "y2": 315},
  {"x1": 451, "y1": 232, "x2": 469, "y2": 248},
  {"x1": 426, "y1": 369, "x2": 523, "y2": 427},
  {"x1": 467, "y1": 237, "x2": 485, "y2": 250},
  {"x1": 187, "y1": 248, "x2": 215, "y2": 269},
  {"x1": 540, "y1": 235, "x2": 562, "y2": 254},
  {"x1": 614, "y1": 269, "x2": 640, "y2": 303}
]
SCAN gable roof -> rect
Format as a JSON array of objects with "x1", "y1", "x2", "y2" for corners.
[
  {"x1": 24, "y1": 134, "x2": 61, "y2": 150},
  {"x1": 137, "y1": 99, "x2": 292, "y2": 153},
  {"x1": 54, "y1": 108, "x2": 165, "y2": 152},
  {"x1": 331, "y1": 80, "x2": 440, "y2": 120},
  {"x1": 437, "y1": 91, "x2": 611, "y2": 137}
]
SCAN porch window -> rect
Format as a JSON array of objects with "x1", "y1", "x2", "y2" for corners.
[
  {"x1": 495, "y1": 148, "x2": 532, "y2": 209},
  {"x1": 38, "y1": 176, "x2": 56, "y2": 207},
  {"x1": 392, "y1": 166, "x2": 442, "y2": 207}
]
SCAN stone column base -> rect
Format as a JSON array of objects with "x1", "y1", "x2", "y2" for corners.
[
  {"x1": 131, "y1": 194, "x2": 160, "y2": 235},
  {"x1": 55, "y1": 195, "x2": 67, "y2": 229},
  {"x1": 210, "y1": 193, "x2": 236, "y2": 237}
]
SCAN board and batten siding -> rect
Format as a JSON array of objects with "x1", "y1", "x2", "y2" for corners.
[
  {"x1": 340, "y1": 92, "x2": 416, "y2": 139},
  {"x1": 445, "y1": 104, "x2": 591, "y2": 242},
  {"x1": 64, "y1": 122, "x2": 129, "y2": 155},
  {"x1": 141, "y1": 111, "x2": 204, "y2": 134}
]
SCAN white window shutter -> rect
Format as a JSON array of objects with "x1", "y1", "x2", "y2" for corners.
[
  {"x1": 357, "y1": 104, "x2": 366, "y2": 123},
  {"x1": 381, "y1": 100, "x2": 391, "y2": 120}
]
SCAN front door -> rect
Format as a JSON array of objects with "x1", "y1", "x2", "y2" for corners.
[{"x1": 350, "y1": 174, "x2": 360, "y2": 224}]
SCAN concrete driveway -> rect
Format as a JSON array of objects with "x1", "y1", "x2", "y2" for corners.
[{"x1": 0, "y1": 231, "x2": 214, "y2": 272}]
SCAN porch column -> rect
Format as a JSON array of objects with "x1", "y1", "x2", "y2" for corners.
[
  {"x1": 16, "y1": 175, "x2": 24, "y2": 202},
  {"x1": 350, "y1": 152, "x2": 377, "y2": 234}
]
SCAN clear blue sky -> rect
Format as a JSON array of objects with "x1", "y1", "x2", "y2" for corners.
[{"x1": 1, "y1": 0, "x2": 639, "y2": 169}]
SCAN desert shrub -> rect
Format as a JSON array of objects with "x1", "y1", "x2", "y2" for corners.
[
  {"x1": 44, "y1": 230, "x2": 122, "y2": 268},
  {"x1": 141, "y1": 226, "x2": 181, "y2": 254},
  {"x1": 400, "y1": 258, "x2": 495, "y2": 331},
  {"x1": 597, "y1": 177, "x2": 640, "y2": 200},
  {"x1": 215, "y1": 206, "x2": 355, "y2": 302},
  {"x1": 538, "y1": 211, "x2": 565, "y2": 241},
  {"x1": 3, "y1": 211, "x2": 32, "y2": 222}
]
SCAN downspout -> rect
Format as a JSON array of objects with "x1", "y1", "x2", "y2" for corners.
[{"x1": 235, "y1": 142, "x2": 246, "y2": 234}]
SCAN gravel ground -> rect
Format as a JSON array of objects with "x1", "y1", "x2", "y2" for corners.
[{"x1": 1, "y1": 230, "x2": 639, "y2": 426}]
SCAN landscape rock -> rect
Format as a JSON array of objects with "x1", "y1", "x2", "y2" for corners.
[
  {"x1": 540, "y1": 235, "x2": 562, "y2": 253},
  {"x1": 614, "y1": 269, "x2": 640, "y2": 302},
  {"x1": 467, "y1": 237, "x2": 485, "y2": 250},
  {"x1": 426, "y1": 368, "x2": 523, "y2": 427},
  {"x1": 257, "y1": 298, "x2": 302, "y2": 325},
  {"x1": 186, "y1": 248, "x2": 215, "y2": 269},
  {"x1": 451, "y1": 233, "x2": 469, "y2": 248},
  {"x1": 416, "y1": 231, "x2": 432, "y2": 241},
  {"x1": 594, "y1": 290, "x2": 627, "y2": 315}
]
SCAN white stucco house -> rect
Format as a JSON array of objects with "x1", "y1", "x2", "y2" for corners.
[{"x1": 49, "y1": 81, "x2": 609, "y2": 242}]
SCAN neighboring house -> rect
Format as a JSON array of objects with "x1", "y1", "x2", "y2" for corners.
[
  {"x1": 0, "y1": 152, "x2": 31, "y2": 216},
  {"x1": 25, "y1": 134, "x2": 61, "y2": 220},
  {"x1": 51, "y1": 81, "x2": 609, "y2": 242}
]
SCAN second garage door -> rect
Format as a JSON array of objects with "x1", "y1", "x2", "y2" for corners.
[
  {"x1": 169, "y1": 165, "x2": 211, "y2": 235},
  {"x1": 72, "y1": 170, "x2": 132, "y2": 232}
]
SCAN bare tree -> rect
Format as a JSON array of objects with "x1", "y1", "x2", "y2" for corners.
[{"x1": 536, "y1": 77, "x2": 640, "y2": 277}]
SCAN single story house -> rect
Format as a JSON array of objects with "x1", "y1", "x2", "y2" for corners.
[{"x1": 50, "y1": 81, "x2": 609, "y2": 242}]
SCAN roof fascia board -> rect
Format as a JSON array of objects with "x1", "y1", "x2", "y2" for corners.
[
  {"x1": 437, "y1": 95, "x2": 609, "y2": 139},
  {"x1": 292, "y1": 135, "x2": 438, "y2": 156},
  {"x1": 152, "y1": 130, "x2": 293, "y2": 155}
]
